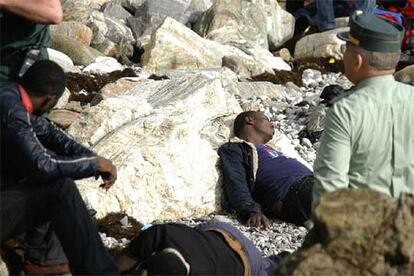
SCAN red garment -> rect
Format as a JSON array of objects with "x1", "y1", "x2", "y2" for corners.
[{"x1": 18, "y1": 84, "x2": 33, "y2": 114}]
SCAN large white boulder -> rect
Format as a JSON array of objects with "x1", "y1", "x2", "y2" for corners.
[
  {"x1": 142, "y1": 17, "x2": 290, "y2": 77},
  {"x1": 69, "y1": 71, "x2": 242, "y2": 223},
  {"x1": 83, "y1": 57, "x2": 124, "y2": 75},
  {"x1": 294, "y1": 27, "x2": 347, "y2": 60},
  {"x1": 194, "y1": 0, "x2": 268, "y2": 49}
]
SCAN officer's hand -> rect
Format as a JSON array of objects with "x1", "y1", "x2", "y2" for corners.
[
  {"x1": 96, "y1": 156, "x2": 117, "y2": 190},
  {"x1": 246, "y1": 212, "x2": 270, "y2": 229}
]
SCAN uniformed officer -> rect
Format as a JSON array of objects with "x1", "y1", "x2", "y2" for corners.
[{"x1": 313, "y1": 11, "x2": 414, "y2": 203}]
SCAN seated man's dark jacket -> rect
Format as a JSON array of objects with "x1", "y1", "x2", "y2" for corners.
[
  {"x1": 1, "y1": 82, "x2": 99, "y2": 186},
  {"x1": 218, "y1": 141, "x2": 261, "y2": 217}
]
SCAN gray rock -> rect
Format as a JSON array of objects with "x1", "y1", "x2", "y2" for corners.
[
  {"x1": 93, "y1": 38, "x2": 118, "y2": 57},
  {"x1": 83, "y1": 57, "x2": 124, "y2": 74},
  {"x1": 222, "y1": 55, "x2": 270, "y2": 79},
  {"x1": 0, "y1": 257, "x2": 8, "y2": 276},
  {"x1": 62, "y1": 0, "x2": 92, "y2": 24},
  {"x1": 194, "y1": 0, "x2": 268, "y2": 49},
  {"x1": 294, "y1": 27, "x2": 347, "y2": 60},
  {"x1": 49, "y1": 110, "x2": 81, "y2": 129},
  {"x1": 54, "y1": 88, "x2": 72, "y2": 109},
  {"x1": 127, "y1": 14, "x2": 163, "y2": 41},
  {"x1": 185, "y1": 0, "x2": 213, "y2": 24},
  {"x1": 302, "y1": 69, "x2": 323, "y2": 88},
  {"x1": 103, "y1": 2, "x2": 132, "y2": 23},
  {"x1": 88, "y1": 11, "x2": 108, "y2": 46},
  {"x1": 50, "y1": 21, "x2": 93, "y2": 46},
  {"x1": 141, "y1": 17, "x2": 287, "y2": 77},
  {"x1": 128, "y1": 0, "x2": 192, "y2": 43},
  {"x1": 105, "y1": 17, "x2": 135, "y2": 45},
  {"x1": 394, "y1": 64, "x2": 414, "y2": 85},
  {"x1": 135, "y1": 0, "x2": 191, "y2": 23},
  {"x1": 104, "y1": 18, "x2": 135, "y2": 58},
  {"x1": 275, "y1": 190, "x2": 414, "y2": 275},
  {"x1": 263, "y1": 0, "x2": 295, "y2": 50},
  {"x1": 51, "y1": 33, "x2": 104, "y2": 66},
  {"x1": 47, "y1": 48, "x2": 80, "y2": 73}
]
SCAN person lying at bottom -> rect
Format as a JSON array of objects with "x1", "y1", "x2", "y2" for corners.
[{"x1": 116, "y1": 220, "x2": 288, "y2": 275}]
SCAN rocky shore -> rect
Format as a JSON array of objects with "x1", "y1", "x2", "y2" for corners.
[{"x1": 3, "y1": 0, "x2": 414, "y2": 274}]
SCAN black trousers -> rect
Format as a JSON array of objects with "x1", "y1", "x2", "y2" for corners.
[
  {"x1": 0, "y1": 177, "x2": 119, "y2": 275},
  {"x1": 280, "y1": 176, "x2": 314, "y2": 226}
]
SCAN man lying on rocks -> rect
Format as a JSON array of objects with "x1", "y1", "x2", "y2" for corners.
[
  {"x1": 218, "y1": 111, "x2": 314, "y2": 228},
  {"x1": 115, "y1": 219, "x2": 287, "y2": 275},
  {"x1": 0, "y1": 60, "x2": 119, "y2": 274}
]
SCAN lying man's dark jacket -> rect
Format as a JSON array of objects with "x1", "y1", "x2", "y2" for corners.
[
  {"x1": 1, "y1": 82, "x2": 99, "y2": 186},
  {"x1": 218, "y1": 140, "x2": 262, "y2": 217}
]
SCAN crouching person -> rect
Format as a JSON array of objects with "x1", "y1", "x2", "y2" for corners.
[
  {"x1": 219, "y1": 111, "x2": 314, "y2": 228},
  {"x1": 116, "y1": 220, "x2": 287, "y2": 275},
  {"x1": 0, "y1": 60, "x2": 119, "y2": 274}
]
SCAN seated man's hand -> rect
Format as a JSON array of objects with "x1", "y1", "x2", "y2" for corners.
[
  {"x1": 97, "y1": 156, "x2": 117, "y2": 190},
  {"x1": 246, "y1": 212, "x2": 270, "y2": 229}
]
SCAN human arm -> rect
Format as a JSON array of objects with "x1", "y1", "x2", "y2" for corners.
[
  {"x1": 1, "y1": 93, "x2": 104, "y2": 181},
  {"x1": 30, "y1": 116, "x2": 116, "y2": 188},
  {"x1": 0, "y1": 0, "x2": 62, "y2": 24},
  {"x1": 218, "y1": 143, "x2": 263, "y2": 220},
  {"x1": 34, "y1": 116, "x2": 96, "y2": 157},
  {"x1": 313, "y1": 103, "x2": 351, "y2": 204}
]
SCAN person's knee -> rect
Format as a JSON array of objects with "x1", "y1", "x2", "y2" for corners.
[{"x1": 50, "y1": 178, "x2": 78, "y2": 200}]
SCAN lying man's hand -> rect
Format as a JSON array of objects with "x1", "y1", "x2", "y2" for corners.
[
  {"x1": 246, "y1": 212, "x2": 270, "y2": 229},
  {"x1": 97, "y1": 156, "x2": 117, "y2": 190}
]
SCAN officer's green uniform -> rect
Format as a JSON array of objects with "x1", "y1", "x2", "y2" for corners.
[
  {"x1": 0, "y1": 10, "x2": 50, "y2": 82},
  {"x1": 313, "y1": 12, "x2": 414, "y2": 202}
]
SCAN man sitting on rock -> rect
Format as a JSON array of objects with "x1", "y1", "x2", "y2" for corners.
[
  {"x1": 115, "y1": 219, "x2": 287, "y2": 275},
  {"x1": 0, "y1": 60, "x2": 119, "y2": 274},
  {"x1": 218, "y1": 111, "x2": 314, "y2": 228}
]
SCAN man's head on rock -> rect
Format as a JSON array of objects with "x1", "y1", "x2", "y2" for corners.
[
  {"x1": 19, "y1": 60, "x2": 66, "y2": 116},
  {"x1": 338, "y1": 11, "x2": 404, "y2": 84},
  {"x1": 233, "y1": 111, "x2": 274, "y2": 145}
]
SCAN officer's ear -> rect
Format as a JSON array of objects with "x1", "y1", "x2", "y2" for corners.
[{"x1": 354, "y1": 52, "x2": 364, "y2": 72}]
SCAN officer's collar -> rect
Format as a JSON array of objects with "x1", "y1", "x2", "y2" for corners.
[{"x1": 356, "y1": 74, "x2": 395, "y2": 89}]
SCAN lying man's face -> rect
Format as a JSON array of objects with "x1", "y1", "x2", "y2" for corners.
[{"x1": 252, "y1": 112, "x2": 275, "y2": 143}]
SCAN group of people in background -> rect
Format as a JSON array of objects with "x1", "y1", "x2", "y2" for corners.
[{"x1": 1, "y1": 0, "x2": 414, "y2": 274}]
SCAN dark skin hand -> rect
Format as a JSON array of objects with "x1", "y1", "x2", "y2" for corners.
[
  {"x1": 247, "y1": 211, "x2": 270, "y2": 229},
  {"x1": 96, "y1": 156, "x2": 117, "y2": 190}
]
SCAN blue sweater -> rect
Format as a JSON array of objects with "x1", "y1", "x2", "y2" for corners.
[{"x1": 253, "y1": 145, "x2": 312, "y2": 211}]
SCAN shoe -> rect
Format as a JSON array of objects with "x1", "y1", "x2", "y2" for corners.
[{"x1": 23, "y1": 260, "x2": 70, "y2": 275}]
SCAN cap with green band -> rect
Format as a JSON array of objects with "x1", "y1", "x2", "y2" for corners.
[{"x1": 338, "y1": 10, "x2": 405, "y2": 52}]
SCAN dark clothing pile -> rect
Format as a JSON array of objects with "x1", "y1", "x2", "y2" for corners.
[{"x1": 125, "y1": 220, "x2": 279, "y2": 275}]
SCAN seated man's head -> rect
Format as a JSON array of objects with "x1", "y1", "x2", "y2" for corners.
[
  {"x1": 233, "y1": 111, "x2": 274, "y2": 144},
  {"x1": 19, "y1": 60, "x2": 66, "y2": 116}
]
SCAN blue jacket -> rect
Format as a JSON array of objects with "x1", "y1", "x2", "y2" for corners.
[
  {"x1": 218, "y1": 141, "x2": 262, "y2": 217},
  {"x1": 0, "y1": 82, "x2": 99, "y2": 185}
]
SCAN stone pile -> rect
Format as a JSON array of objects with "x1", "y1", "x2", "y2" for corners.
[{"x1": 275, "y1": 189, "x2": 414, "y2": 275}]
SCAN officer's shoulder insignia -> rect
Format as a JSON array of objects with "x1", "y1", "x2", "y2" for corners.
[{"x1": 327, "y1": 87, "x2": 356, "y2": 107}]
